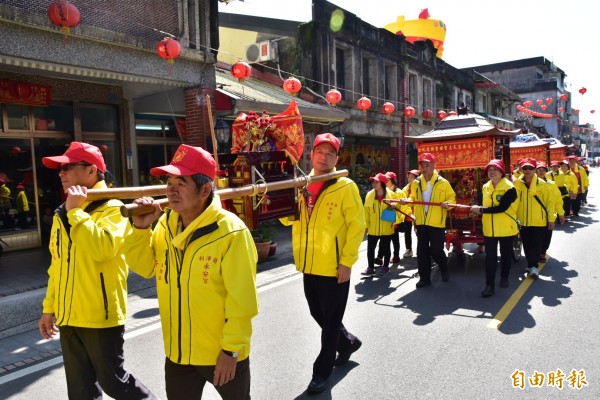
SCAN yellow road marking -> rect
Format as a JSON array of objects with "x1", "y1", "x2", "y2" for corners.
[{"x1": 487, "y1": 256, "x2": 549, "y2": 330}]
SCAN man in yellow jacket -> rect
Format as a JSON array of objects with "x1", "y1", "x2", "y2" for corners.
[
  {"x1": 127, "y1": 144, "x2": 258, "y2": 399},
  {"x1": 401, "y1": 152, "x2": 456, "y2": 288},
  {"x1": 513, "y1": 158, "x2": 556, "y2": 279},
  {"x1": 559, "y1": 160, "x2": 579, "y2": 217},
  {"x1": 38, "y1": 142, "x2": 156, "y2": 399},
  {"x1": 568, "y1": 155, "x2": 588, "y2": 216},
  {"x1": 280, "y1": 133, "x2": 365, "y2": 394}
]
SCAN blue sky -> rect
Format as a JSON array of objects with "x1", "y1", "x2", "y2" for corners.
[{"x1": 219, "y1": 0, "x2": 599, "y2": 125}]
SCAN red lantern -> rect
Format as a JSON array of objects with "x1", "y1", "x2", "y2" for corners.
[
  {"x1": 231, "y1": 61, "x2": 252, "y2": 82},
  {"x1": 15, "y1": 83, "x2": 31, "y2": 99},
  {"x1": 560, "y1": 93, "x2": 568, "y2": 101},
  {"x1": 382, "y1": 102, "x2": 395, "y2": 115},
  {"x1": 357, "y1": 96, "x2": 371, "y2": 112},
  {"x1": 48, "y1": 0, "x2": 80, "y2": 35},
  {"x1": 558, "y1": 107, "x2": 565, "y2": 113},
  {"x1": 516, "y1": 105, "x2": 524, "y2": 111},
  {"x1": 11, "y1": 146, "x2": 22, "y2": 156},
  {"x1": 422, "y1": 109, "x2": 433, "y2": 119},
  {"x1": 592, "y1": 110, "x2": 596, "y2": 114},
  {"x1": 545, "y1": 97, "x2": 553, "y2": 105},
  {"x1": 574, "y1": 109, "x2": 580, "y2": 115},
  {"x1": 448, "y1": 111, "x2": 457, "y2": 117},
  {"x1": 437, "y1": 110, "x2": 447, "y2": 120},
  {"x1": 283, "y1": 77, "x2": 302, "y2": 96},
  {"x1": 579, "y1": 87, "x2": 587, "y2": 95},
  {"x1": 536, "y1": 99, "x2": 543, "y2": 106},
  {"x1": 156, "y1": 38, "x2": 182, "y2": 65},
  {"x1": 325, "y1": 89, "x2": 342, "y2": 106},
  {"x1": 404, "y1": 106, "x2": 416, "y2": 118},
  {"x1": 540, "y1": 104, "x2": 547, "y2": 111},
  {"x1": 99, "y1": 145, "x2": 108, "y2": 153},
  {"x1": 524, "y1": 100, "x2": 533, "y2": 108}
]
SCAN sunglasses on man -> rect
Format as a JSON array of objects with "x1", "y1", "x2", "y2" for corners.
[{"x1": 59, "y1": 163, "x2": 91, "y2": 172}]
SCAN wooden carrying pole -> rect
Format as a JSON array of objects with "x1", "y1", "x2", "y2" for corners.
[
  {"x1": 86, "y1": 185, "x2": 167, "y2": 201},
  {"x1": 121, "y1": 169, "x2": 349, "y2": 217},
  {"x1": 383, "y1": 199, "x2": 472, "y2": 209}
]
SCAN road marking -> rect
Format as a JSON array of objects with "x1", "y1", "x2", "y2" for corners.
[
  {"x1": 487, "y1": 256, "x2": 549, "y2": 330},
  {"x1": 0, "y1": 270, "x2": 302, "y2": 385}
]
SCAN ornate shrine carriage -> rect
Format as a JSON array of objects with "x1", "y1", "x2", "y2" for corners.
[{"x1": 405, "y1": 113, "x2": 523, "y2": 261}]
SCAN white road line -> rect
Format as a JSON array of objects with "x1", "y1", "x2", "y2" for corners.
[{"x1": 0, "y1": 271, "x2": 302, "y2": 385}]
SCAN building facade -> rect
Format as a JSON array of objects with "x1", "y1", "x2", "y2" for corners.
[{"x1": 0, "y1": 0, "x2": 219, "y2": 252}]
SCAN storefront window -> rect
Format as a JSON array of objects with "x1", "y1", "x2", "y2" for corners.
[
  {"x1": 81, "y1": 105, "x2": 118, "y2": 133},
  {"x1": 136, "y1": 118, "x2": 182, "y2": 185},
  {"x1": 32, "y1": 103, "x2": 73, "y2": 132},
  {"x1": 5, "y1": 105, "x2": 30, "y2": 130}
]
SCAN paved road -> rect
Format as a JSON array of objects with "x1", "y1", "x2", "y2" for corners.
[{"x1": 1, "y1": 172, "x2": 599, "y2": 399}]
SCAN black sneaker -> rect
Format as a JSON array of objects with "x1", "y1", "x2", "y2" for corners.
[
  {"x1": 334, "y1": 338, "x2": 362, "y2": 366},
  {"x1": 481, "y1": 285, "x2": 495, "y2": 297},
  {"x1": 499, "y1": 277, "x2": 509, "y2": 288},
  {"x1": 307, "y1": 376, "x2": 328, "y2": 394},
  {"x1": 416, "y1": 280, "x2": 431, "y2": 288}
]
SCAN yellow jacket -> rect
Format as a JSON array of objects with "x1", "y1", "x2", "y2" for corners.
[
  {"x1": 547, "y1": 171, "x2": 578, "y2": 198},
  {"x1": 571, "y1": 164, "x2": 589, "y2": 193},
  {"x1": 408, "y1": 171, "x2": 456, "y2": 228},
  {"x1": 364, "y1": 188, "x2": 400, "y2": 236},
  {"x1": 43, "y1": 181, "x2": 130, "y2": 328},
  {"x1": 481, "y1": 178, "x2": 519, "y2": 237},
  {"x1": 514, "y1": 176, "x2": 556, "y2": 227},
  {"x1": 16, "y1": 191, "x2": 29, "y2": 212},
  {"x1": 0, "y1": 184, "x2": 10, "y2": 208},
  {"x1": 280, "y1": 174, "x2": 365, "y2": 276},
  {"x1": 544, "y1": 179, "x2": 565, "y2": 217},
  {"x1": 125, "y1": 196, "x2": 258, "y2": 366}
]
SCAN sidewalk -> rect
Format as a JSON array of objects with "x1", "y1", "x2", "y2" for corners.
[{"x1": 0, "y1": 224, "x2": 296, "y2": 376}]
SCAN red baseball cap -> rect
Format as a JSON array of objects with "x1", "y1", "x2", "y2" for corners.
[
  {"x1": 407, "y1": 169, "x2": 420, "y2": 177},
  {"x1": 313, "y1": 133, "x2": 340, "y2": 153},
  {"x1": 384, "y1": 171, "x2": 397, "y2": 180},
  {"x1": 550, "y1": 161, "x2": 560, "y2": 167},
  {"x1": 521, "y1": 158, "x2": 537, "y2": 168},
  {"x1": 150, "y1": 144, "x2": 216, "y2": 180},
  {"x1": 42, "y1": 142, "x2": 107, "y2": 173},
  {"x1": 484, "y1": 159, "x2": 505, "y2": 175},
  {"x1": 16, "y1": 183, "x2": 25, "y2": 189},
  {"x1": 567, "y1": 155, "x2": 577, "y2": 160},
  {"x1": 536, "y1": 162, "x2": 548, "y2": 170},
  {"x1": 0, "y1": 178, "x2": 5, "y2": 185},
  {"x1": 369, "y1": 172, "x2": 388, "y2": 184},
  {"x1": 418, "y1": 152, "x2": 435, "y2": 164}
]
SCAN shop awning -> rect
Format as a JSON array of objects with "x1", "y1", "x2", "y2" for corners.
[{"x1": 215, "y1": 68, "x2": 349, "y2": 123}]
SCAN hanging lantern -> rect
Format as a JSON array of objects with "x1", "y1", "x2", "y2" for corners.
[
  {"x1": 48, "y1": 0, "x2": 81, "y2": 35},
  {"x1": 357, "y1": 96, "x2": 371, "y2": 112},
  {"x1": 437, "y1": 110, "x2": 447, "y2": 120},
  {"x1": 560, "y1": 93, "x2": 568, "y2": 101},
  {"x1": 523, "y1": 100, "x2": 533, "y2": 108},
  {"x1": 404, "y1": 106, "x2": 416, "y2": 117},
  {"x1": 231, "y1": 61, "x2": 252, "y2": 83},
  {"x1": 579, "y1": 87, "x2": 587, "y2": 95},
  {"x1": 592, "y1": 110, "x2": 596, "y2": 114},
  {"x1": 558, "y1": 107, "x2": 565, "y2": 113},
  {"x1": 540, "y1": 104, "x2": 547, "y2": 111},
  {"x1": 11, "y1": 146, "x2": 22, "y2": 156},
  {"x1": 536, "y1": 99, "x2": 543, "y2": 106},
  {"x1": 283, "y1": 77, "x2": 302, "y2": 96},
  {"x1": 325, "y1": 89, "x2": 342, "y2": 106},
  {"x1": 156, "y1": 38, "x2": 182, "y2": 65},
  {"x1": 545, "y1": 97, "x2": 553, "y2": 105},
  {"x1": 574, "y1": 109, "x2": 580, "y2": 115},
  {"x1": 448, "y1": 110, "x2": 457, "y2": 117},
  {"x1": 422, "y1": 109, "x2": 433, "y2": 119},
  {"x1": 516, "y1": 105, "x2": 524, "y2": 111},
  {"x1": 382, "y1": 102, "x2": 395, "y2": 115}
]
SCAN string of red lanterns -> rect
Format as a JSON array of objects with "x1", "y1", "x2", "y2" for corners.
[
  {"x1": 231, "y1": 61, "x2": 252, "y2": 83},
  {"x1": 382, "y1": 102, "x2": 395, "y2": 115},
  {"x1": 357, "y1": 96, "x2": 371, "y2": 112}
]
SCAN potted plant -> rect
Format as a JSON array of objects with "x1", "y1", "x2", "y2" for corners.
[{"x1": 253, "y1": 220, "x2": 277, "y2": 262}]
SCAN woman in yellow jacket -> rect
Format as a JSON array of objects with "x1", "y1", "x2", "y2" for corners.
[
  {"x1": 513, "y1": 158, "x2": 556, "y2": 279},
  {"x1": 470, "y1": 159, "x2": 518, "y2": 297},
  {"x1": 363, "y1": 173, "x2": 400, "y2": 276},
  {"x1": 559, "y1": 160, "x2": 579, "y2": 217},
  {"x1": 536, "y1": 162, "x2": 566, "y2": 262}
]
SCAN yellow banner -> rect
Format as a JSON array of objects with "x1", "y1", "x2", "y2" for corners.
[{"x1": 417, "y1": 138, "x2": 494, "y2": 169}]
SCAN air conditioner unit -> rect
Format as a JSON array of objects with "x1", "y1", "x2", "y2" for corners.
[{"x1": 245, "y1": 40, "x2": 278, "y2": 63}]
